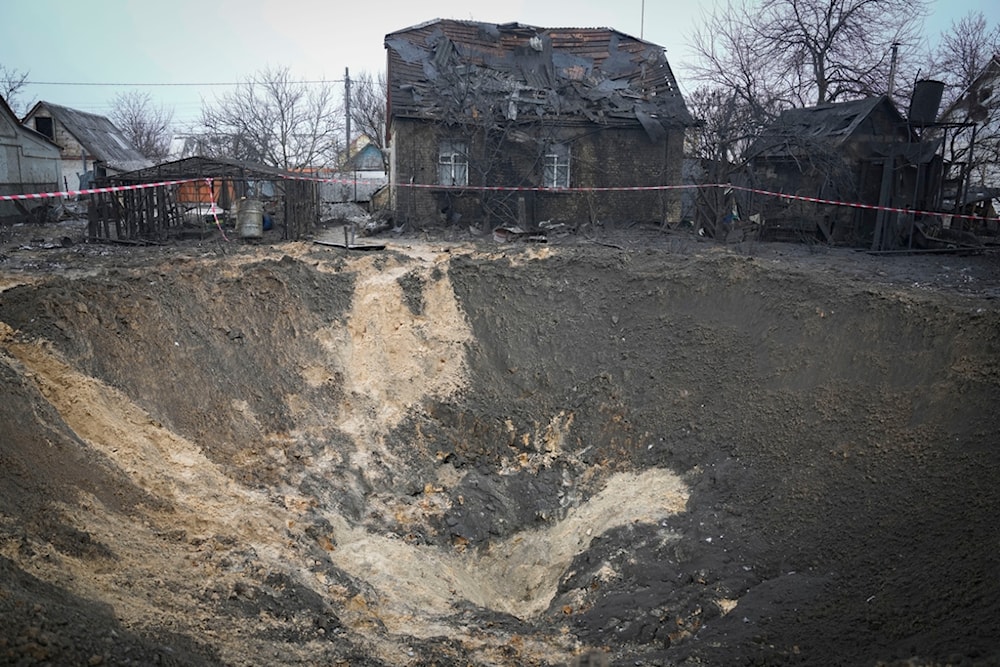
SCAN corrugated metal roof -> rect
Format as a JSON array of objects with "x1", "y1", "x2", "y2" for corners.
[
  {"x1": 385, "y1": 18, "x2": 693, "y2": 137},
  {"x1": 33, "y1": 102, "x2": 153, "y2": 172}
]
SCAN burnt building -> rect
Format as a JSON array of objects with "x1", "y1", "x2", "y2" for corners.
[
  {"x1": 384, "y1": 19, "x2": 694, "y2": 230},
  {"x1": 745, "y1": 92, "x2": 944, "y2": 249}
]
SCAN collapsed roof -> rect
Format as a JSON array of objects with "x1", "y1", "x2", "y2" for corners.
[
  {"x1": 109, "y1": 155, "x2": 293, "y2": 183},
  {"x1": 749, "y1": 97, "x2": 905, "y2": 158},
  {"x1": 385, "y1": 19, "x2": 693, "y2": 142}
]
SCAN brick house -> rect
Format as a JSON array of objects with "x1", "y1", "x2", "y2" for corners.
[{"x1": 384, "y1": 19, "x2": 693, "y2": 229}]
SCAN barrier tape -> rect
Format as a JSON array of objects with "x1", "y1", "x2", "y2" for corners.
[
  {"x1": 3, "y1": 177, "x2": 998, "y2": 224},
  {"x1": 0, "y1": 178, "x2": 198, "y2": 201},
  {"x1": 206, "y1": 178, "x2": 229, "y2": 242},
  {"x1": 386, "y1": 179, "x2": 1000, "y2": 224},
  {"x1": 721, "y1": 184, "x2": 1000, "y2": 224}
]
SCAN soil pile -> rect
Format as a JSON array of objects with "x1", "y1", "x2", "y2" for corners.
[{"x1": 1, "y1": 224, "x2": 998, "y2": 666}]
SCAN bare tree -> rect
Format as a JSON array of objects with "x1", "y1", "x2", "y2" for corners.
[
  {"x1": 1, "y1": 64, "x2": 32, "y2": 117},
  {"x1": 200, "y1": 66, "x2": 342, "y2": 170},
  {"x1": 684, "y1": 86, "x2": 766, "y2": 236},
  {"x1": 349, "y1": 70, "x2": 388, "y2": 166},
  {"x1": 926, "y1": 12, "x2": 1000, "y2": 108},
  {"x1": 689, "y1": 0, "x2": 929, "y2": 113},
  {"x1": 108, "y1": 91, "x2": 174, "y2": 161}
]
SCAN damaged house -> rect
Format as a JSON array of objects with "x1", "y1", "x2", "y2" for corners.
[
  {"x1": 384, "y1": 19, "x2": 693, "y2": 229},
  {"x1": 936, "y1": 54, "x2": 1000, "y2": 229},
  {"x1": 745, "y1": 88, "x2": 945, "y2": 250}
]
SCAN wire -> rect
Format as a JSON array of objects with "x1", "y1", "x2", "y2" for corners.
[{"x1": 25, "y1": 79, "x2": 345, "y2": 87}]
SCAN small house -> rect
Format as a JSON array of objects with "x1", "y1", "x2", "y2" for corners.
[
  {"x1": 384, "y1": 19, "x2": 693, "y2": 230},
  {"x1": 22, "y1": 101, "x2": 152, "y2": 192},
  {"x1": 0, "y1": 95, "x2": 61, "y2": 223}
]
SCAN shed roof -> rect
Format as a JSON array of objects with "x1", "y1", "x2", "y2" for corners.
[
  {"x1": 108, "y1": 155, "x2": 295, "y2": 183},
  {"x1": 750, "y1": 96, "x2": 908, "y2": 159},
  {"x1": 27, "y1": 101, "x2": 153, "y2": 172},
  {"x1": 385, "y1": 18, "x2": 692, "y2": 140}
]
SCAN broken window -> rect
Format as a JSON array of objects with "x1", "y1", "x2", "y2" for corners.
[
  {"x1": 543, "y1": 143, "x2": 570, "y2": 188},
  {"x1": 438, "y1": 140, "x2": 468, "y2": 186}
]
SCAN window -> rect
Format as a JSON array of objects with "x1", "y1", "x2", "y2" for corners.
[
  {"x1": 543, "y1": 143, "x2": 570, "y2": 188},
  {"x1": 438, "y1": 140, "x2": 468, "y2": 186},
  {"x1": 34, "y1": 117, "x2": 54, "y2": 140}
]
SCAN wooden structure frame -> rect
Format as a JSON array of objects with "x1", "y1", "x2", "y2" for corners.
[{"x1": 92, "y1": 156, "x2": 319, "y2": 242}]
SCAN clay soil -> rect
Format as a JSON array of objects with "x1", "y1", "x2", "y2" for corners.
[{"x1": 0, "y1": 219, "x2": 998, "y2": 667}]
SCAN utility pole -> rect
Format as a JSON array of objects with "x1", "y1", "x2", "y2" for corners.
[
  {"x1": 344, "y1": 67, "x2": 351, "y2": 166},
  {"x1": 641, "y1": 0, "x2": 645, "y2": 39}
]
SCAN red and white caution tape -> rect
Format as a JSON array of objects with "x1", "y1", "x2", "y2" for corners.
[
  {"x1": 722, "y1": 184, "x2": 1000, "y2": 224},
  {"x1": 3, "y1": 177, "x2": 997, "y2": 225},
  {"x1": 389, "y1": 180, "x2": 1000, "y2": 224},
  {"x1": 0, "y1": 178, "x2": 198, "y2": 202},
  {"x1": 205, "y1": 178, "x2": 229, "y2": 242}
]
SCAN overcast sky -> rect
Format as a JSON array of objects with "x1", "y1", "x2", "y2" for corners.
[{"x1": 1, "y1": 0, "x2": 996, "y2": 131}]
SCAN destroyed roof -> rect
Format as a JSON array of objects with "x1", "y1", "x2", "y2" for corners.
[
  {"x1": 939, "y1": 54, "x2": 1000, "y2": 123},
  {"x1": 108, "y1": 155, "x2": 294, "y2": 183},
  {"x1": 27, "y1": 101, "x2": 153, "y2": 172},
  {"x1": 749, "y1": 96, "x2": 908, "y2": 159},
  {"x1": 385, "y1": 19, "x2": 693, "y2": 140}
]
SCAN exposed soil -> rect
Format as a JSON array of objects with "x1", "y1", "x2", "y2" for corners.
[{"x1": 1, "y1": 219, "x2": 998, "y2": 666}]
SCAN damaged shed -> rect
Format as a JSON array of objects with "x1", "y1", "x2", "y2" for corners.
[
  {"x1": 93, "y1": 156, "x2": 318, "y2": 242},
  {"x1": 384, "y1": 19, "x2": 694, "y2": 229},
  {"x1": 745, "y1": 94, "x2": 944, "y2": 249}
]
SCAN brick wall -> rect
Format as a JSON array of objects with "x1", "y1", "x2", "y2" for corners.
[{"x1": 390, "y1": 118, "x2": 685, "y2": 229}]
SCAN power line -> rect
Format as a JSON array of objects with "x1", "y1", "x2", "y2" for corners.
[{"x1": 25, "y1": 79, "x2": 345, "y2": 87}]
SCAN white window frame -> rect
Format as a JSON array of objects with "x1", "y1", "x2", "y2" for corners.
[
  {"x1": 543, "y1": 144, "x2": 571, "y2": 188},
  {"x1": 438, "y1": 140, "x2": 469, "y2": 186}
]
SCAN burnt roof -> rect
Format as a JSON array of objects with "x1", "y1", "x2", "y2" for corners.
[
  {"x1": 385, "y1": 19, "x2": 693, "y2": 140},
  {"x1": 28, "y1": 101, "x2": 153, "y2": 172},
  {"x1": 750, "y1": 96, "x2": 909, "y2": 159}
]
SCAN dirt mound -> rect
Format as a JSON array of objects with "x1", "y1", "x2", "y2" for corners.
[{"x1": 1, "y1": 229, "x2": 999, "y2": 666}]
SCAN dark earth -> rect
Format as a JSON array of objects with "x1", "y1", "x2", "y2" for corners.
[{"x1": 1, "y1": 217, "x2": 998, "y2": 666}]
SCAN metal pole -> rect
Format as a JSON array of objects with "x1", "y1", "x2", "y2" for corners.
[
  {"x1": 344, "y1": 67, "x2": 351, "y2": 166},
  {"x1": 641, "y1": 0, "x2": 645, "y2": 39},
  {"x1": 887, "y1": 42, "x2": 899, "y2": 102}
]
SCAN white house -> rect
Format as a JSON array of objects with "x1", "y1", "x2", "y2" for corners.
[{"x1": 0, "y1": 95, "x2": 61, "y2": 222}]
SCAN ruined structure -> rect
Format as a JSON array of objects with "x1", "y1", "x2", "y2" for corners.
[
  {"x1": 384, "y1": 19, "x2": 693, "y2": 230},
  {"x1": 937, "y1": 54, "x2": 1000, "y2": 228},
  {"x1": 95, "y1": 156, "x2": 317, "y2": 241},
  {"x1": 745, "y1": 95, "x2": 944, "y2": 249}
]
